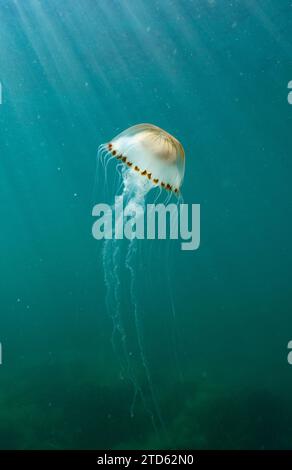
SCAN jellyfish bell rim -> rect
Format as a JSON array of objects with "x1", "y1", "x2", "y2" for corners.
[{"x1": 103, "y1": 123, "x2": 185, "y2": 195}]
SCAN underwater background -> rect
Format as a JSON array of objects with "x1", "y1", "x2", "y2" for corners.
[{"x1": 0, "y1": 0, "x2": 292, "y2": 450}]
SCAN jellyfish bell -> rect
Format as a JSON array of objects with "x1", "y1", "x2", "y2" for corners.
[{"x1": 105, "y1": 123, "x2": 185, "y2": 194}]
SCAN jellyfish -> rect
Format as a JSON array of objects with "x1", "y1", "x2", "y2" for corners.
[
  {"x1": 104, "y1": 123, "x2": 185, "y2": 194},
  {"x1": 96, "y1": 123, "x2": 185, "y2": 436}
]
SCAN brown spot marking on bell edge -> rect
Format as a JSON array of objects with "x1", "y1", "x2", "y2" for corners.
[
  {"x1": 161, "y1": 182, "x2": 165, "y2": 188},
  {"x1": 108, "y1": 143, "x2": 112, "y2": 150},
  {"x1": 147, "y1": 173, "x2": 152, "y2": 180},
  {"x1": 122, "y1": 156, "x2": 127, "y2": 162},
  {"x1": 116, "y1": 154, "x2": 122, "y2": 160},
  {"x1": 112, "y1": 150, "x2": 116, "y2": 156},
  {"x1": 166, "y1": 184, "x2": 172, "y2": 190},
  {"x1": 127, "y1": 161, "x2": 132, "y2": 167},
  {"x1": 174, "y1": 188, "x2": 178, "y2": 193},
  {"x1": 141, "y1": 170, "x2": 147, "y2": 176},
  {"x1": 153, "y1": 178, "x2": 159, "y2": 184},
  {"x1": 134, "y1": 166, "x2": 140, "y2": 172}
]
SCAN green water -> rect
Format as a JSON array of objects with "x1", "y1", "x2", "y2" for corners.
[{"x1": 0, "y1": 0, "x2": 292, "y2": 450}]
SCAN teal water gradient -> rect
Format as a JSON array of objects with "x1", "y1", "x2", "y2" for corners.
[{"x1": 0, "y1": 0, "x2": 292, "y2": 449}]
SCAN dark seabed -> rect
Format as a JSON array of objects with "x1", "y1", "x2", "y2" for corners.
[{"x1": 0, "y1": 0, "x2": 292, "y2": 450}]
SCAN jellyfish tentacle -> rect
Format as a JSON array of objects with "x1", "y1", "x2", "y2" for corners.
[
  {"x1": 123, "y1": 178, "x2": 166, "y2": 436},
  {"x1": 125, "y1": 238, "x2": 163, "y2": 436},
  {"x1": 103, "y1": 229, "x2": 147, "y2": 417},
  {"x1": 102, "y1": 180, "x2": 157, "y2": 425},
  {"x1": 165, "y1": 201, "x2": 184, "y2": 384},
  {"x1": 98, "y1": 144, "x2": 109, "y2": 168}
]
